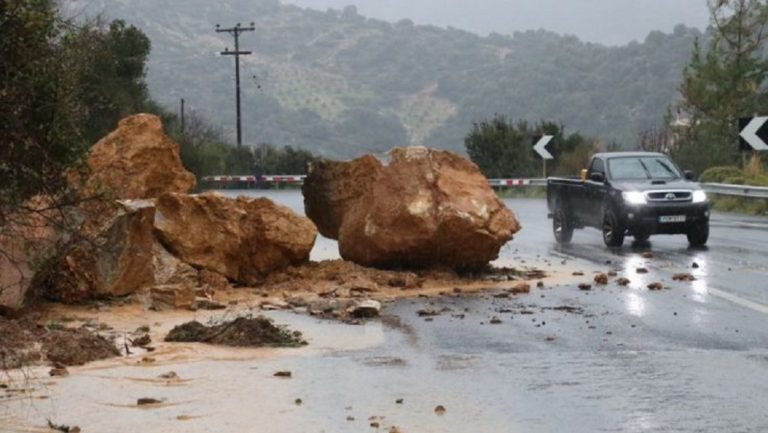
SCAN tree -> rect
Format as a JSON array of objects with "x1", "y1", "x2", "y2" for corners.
[
  {"x1": 673, "y1": 0, "x2": 768, "y2": 174},
  {"x1": 464, "y1": 115, "x2": 597, "y2": 178}
]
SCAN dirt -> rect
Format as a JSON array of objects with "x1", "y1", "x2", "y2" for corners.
[
  {"x1": 164, "y1": 316, "x2": 307, "y2": 347},
  {"x1": 0, "y1": 315, "x2": 119, "y2": 368}
]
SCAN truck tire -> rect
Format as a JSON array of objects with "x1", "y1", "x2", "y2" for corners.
[
  {"x1": 687, "y1": 222, "x2": 709, "y2": 247},
  {"x1": 602, "y1": 209, "x2": 625, "y2": 247},
  {"x1": 553, "y1": 207, "x2": 574, "y2": 244}
]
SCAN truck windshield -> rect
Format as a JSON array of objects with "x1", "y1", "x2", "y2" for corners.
[{"x1": 608, "y1": 156, "x2": 681, "y2": 180}]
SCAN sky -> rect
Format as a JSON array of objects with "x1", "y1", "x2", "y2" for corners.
[{"x1": 283, "y1": 0, "x2": 711, "y2": 46}]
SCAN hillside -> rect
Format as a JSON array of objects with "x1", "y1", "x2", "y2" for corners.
[{"x1": 67, "y1": 0, "x2": 702, "y2": 158}]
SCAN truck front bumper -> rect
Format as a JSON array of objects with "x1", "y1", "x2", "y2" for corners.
[{"x1": 622, "y1": 202, "x2": 710, "y2": 235}]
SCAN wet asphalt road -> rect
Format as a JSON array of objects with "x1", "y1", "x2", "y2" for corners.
[{"x1": 250, "y1": 191, "x2": 768, "y2": 433}]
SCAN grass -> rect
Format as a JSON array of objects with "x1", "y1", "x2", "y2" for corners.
[{"x1": 496, "y1": 187, "x2": 546, "y2": 199}]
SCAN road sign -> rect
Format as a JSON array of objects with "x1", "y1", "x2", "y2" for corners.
[
  {"x1": 739, "y1": 116, "x2": 768, "y2": 151},
  {"x1": 533, "y1": 135, "x2": 555, "y2": 160}
]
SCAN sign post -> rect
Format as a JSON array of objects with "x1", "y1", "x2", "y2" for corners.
[
  {"x1": 533, "y1": 135, "x2": 555, "y2": 178},
  {"x1": 739, "y1": 116, "x2": 768, "y2": 177}
]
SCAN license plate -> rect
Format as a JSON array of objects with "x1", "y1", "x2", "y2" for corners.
[{"x1": 659, "y1": 215, "x2": 686, "y2": 223}]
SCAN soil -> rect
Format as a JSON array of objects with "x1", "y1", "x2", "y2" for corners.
[
  {"x1": 0, "y1": 315, "x2": 119, "y2": 369},
  {"x1": 164, "y1": 316, "x2": 307, "y2": 348}
]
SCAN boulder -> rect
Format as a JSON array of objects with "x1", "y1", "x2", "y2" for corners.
[
  {"x1": 146, "y1": 284, "x2": 196, "y2": 311},
  {"x1": 153, "y1": 192, "x2": 317, "y2": 284},
  {"x1": 84, "y1": 113, "x2": 195, "y2": 200},
  {"x1": 0, "y1": 197, "x2": 66, "y2": 313},
  {"x1": 41, "y1": 200, "x2": 156, "y2": 303},
  {"x1": 303, "y1": 147, "x2": 521, "y2": 269},
  {"x1": 302, "y1": 155, "x2": 383, "y2": 239}
]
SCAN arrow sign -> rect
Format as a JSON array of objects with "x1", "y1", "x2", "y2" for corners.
[
  {"x1": 739, "y1": 116, "x2": 768, "y2": 151},
  {"x1": 533, "y1": 135, "x2": 555, "y2": 160}
]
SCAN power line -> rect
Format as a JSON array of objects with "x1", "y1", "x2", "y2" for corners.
[{"x1": 216, "y1": 22, "x2": 255, "y2": 147}]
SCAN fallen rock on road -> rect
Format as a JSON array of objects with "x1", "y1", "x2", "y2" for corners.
[{"x1": 303, "y1": 147, "x2": 520, "y2": 269}]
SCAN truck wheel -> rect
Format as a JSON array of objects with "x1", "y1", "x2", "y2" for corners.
[
  {"x1": 687, "y1": 222, "x2": 709, "y2": 247},
  {"x1": 633, "y1": 230, "x2": 651, "y2": 243},
  {"x1": 553, "y1": 207, "x2": 574, "y2": 244},
  {"x1": 602, "y1": 209, "x2": 625, "y2": 247}
]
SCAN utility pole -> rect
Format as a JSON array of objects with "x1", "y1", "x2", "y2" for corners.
[
  {"x1": 180, "y1": 98, "x2": 185, "y2": 134},
  {"x1": 216, "y1": 22, "x2": 255, "y2": 147}
]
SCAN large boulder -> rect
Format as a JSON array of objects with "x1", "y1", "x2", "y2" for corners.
[
  {"x1": 153, "y1": 193, "x2": 317, "y2": 284},
  {"x1": 40, "y1": 200, "x2": 156, "y2": 303},
  {"x1": 0, "y1": 197, "x2": 67, "y2": 313},
  {"x1": 303, "y1": 147, "x2": 521, "y2": 269},
  {"x1": 302, "y1": 155, "x2": 383, "y2": 239},
  {"x1": 84, "y1": 113, "x2": 195, "y2": 200}
]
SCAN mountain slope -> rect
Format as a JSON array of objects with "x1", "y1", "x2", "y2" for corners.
[{"x1": 68, "y1": 0, "x2": 701, "y2": 158}]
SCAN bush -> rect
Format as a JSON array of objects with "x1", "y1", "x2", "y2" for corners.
[{"x1": 699, "y1": 166, "x2": 743, "y2": 183}]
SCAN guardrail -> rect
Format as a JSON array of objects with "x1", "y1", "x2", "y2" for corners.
[
  {"x1": 200, "y1": 175, "x2": 768, "y2": 199},
  {"x1": 701, "y1": 183, "x2": 768, "y2": 199}
]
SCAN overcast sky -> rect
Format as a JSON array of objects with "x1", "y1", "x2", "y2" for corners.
[{"x1": 283, "y1": 0, "x2": 711, "y2": 45}]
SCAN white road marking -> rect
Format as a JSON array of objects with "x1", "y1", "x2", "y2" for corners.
[{"x1": 707, "y1": 287, "x2": 768, "y2": 315}]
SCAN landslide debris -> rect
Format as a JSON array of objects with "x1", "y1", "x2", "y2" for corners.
[
  {"x1": 0, "y1": 316, "x2": 119, "y2": 368},
  {"x1": 303, "y1": 146, "x2": 520, "y2": 269},
  {"x1": 164, "y1": 316, "x2": 307, "y2": 348}
]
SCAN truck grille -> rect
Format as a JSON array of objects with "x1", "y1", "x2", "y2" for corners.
[{"x1": 646, "y1": 191, "x2": 692, "y2": 202}]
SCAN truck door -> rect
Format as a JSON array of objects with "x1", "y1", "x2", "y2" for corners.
[{"x1": 584, "y1": 158, "x2": 608, "y2": 227}]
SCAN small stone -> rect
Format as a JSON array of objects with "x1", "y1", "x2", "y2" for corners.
[
  {"x1": 395, "y1": 398, "x2": 404, "y2": 404},
  {"x1": 572, "y1": 271, "x2": 584, "y2": 276},
  {"x1": 370, "y1": 422, "x2": 380, "y2": 428},
  {"x1": 274, "y1": 371, "x2": 292, "y2": 378},
  {"x1": 616, "y1": 277, "x2": 631, "y2": 286},
  {"x1": 295, "y1": 398, "x2": 303, "y2": 406},
  {"x1": 536, "y1": 281, "x2": 544, "y2": 288},
  {"x1": 672, "y1": 273, "x2": 696, "y2": 282},
  {"x1": 510, "y1": 282, "x2": 530, "y2": 294},
  {"x1": 49, "y1": 367, "x2": 69, "y2": 377},
  {"x1": 607, "y1": 270, "x2": 618, "y2": 277},
  {"x1": 647, "y1": 282, "x2": 664, "y2": 291},
  {"x1": 347, "y1": 416, "x2": 355, "y2": 421},
  {"x1": 692, "y1": 262, "x2": 700, "y2": 269},
  {"x1": 137, "y1": 397, "x2": 162, "y2": 405},
  {"x1": 578, "y1": 283, "x2": 592, "y2": 291},
  {"x1": 132, "y1": 334, "x2": 151, "y2": 347},
  {"x1": 489, "y1": 316, "x2": 502, "y2": 324},
  {"x1": 158, "y1": 371, "x2": 178, "y2": 379},
  {"x1": 434, "y1": 405, "x2": 446, "y2": 415},
  {"x1": 594, "y1": 274, "x2": 609, "y2": 285},
  {"x1": 642, "y1": 252, "x2": 654, "y2": 259},
  {"x1": 636, "y1": 267, "x2": 648, "y2": 274}
]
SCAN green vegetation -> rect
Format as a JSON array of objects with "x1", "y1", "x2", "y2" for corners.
[
  {"x1": 700, "y1": 165, "x2": 768, "y2": 215},
  {"x1": 464, "y1": 115, "x2": 597, "y2": 178},
  {"x1": 82, "y1": 0, "x2": 702, "y2": 158},
  {"x1": 671, "y1": 0, "x2": 768, "y2": 176}
]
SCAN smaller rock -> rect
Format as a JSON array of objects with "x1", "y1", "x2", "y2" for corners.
[
  {"x1": 616, "y1": 277, "x2": 631, "y2": 286},
  {"x1": 536, "y1": 281, "x2": 544, "y2": 288},
  {"x1": 594, "y1": 274, "x2": 609, "y2": 285},
  {"x1": 607, "y1": 270, "x2": 618, "y2": 277},
  {"x1": 510, "y1": 282, "x2": 530, "y2": 294},
  {"x1": 147, "y1": 284, "x2": 196, "y2": 311},
  {"x1": 137, "y1": 397, "x2": 163, "y2": 405},
  {"x1": 158, "y1": 371, "x2": 178, "y2": 379},
  {"x1": 347, "y1": 300, "x2": 381, "y2": 318},
  {"x1": 347, "y1": 416, "x2": 355, "y2": 421},
  {"x1": 132, "y1": 334, "x2": 151, "y2": 347},
  {"x1": 395, "y1": 398, "x2": 404, "y2": 404},
  {"x1": 692, "y1": 262, "x2": 700, "y2": 269},
  {"x1": 636, "y1": 267, "x2": 649, "y2": 274},
  {"x1": 295, "y1": 398, "x2": 303, "y2": 406},
  {"x1": 434, "y1": 405, "x2": 446, "y2": 415},
  {"x1": 647, "y1": 282, "x2": 664, "y2": 291},
  {"x1": 641, "y1": 252, "x2": 654, "y2": 259},
  {"x1": 370, "y1": 422, "x2": 380, "y2": 428},
  {"x1": 489, "y1": 316, "x2": 502, "y2": 324},
  {"x1": 417, "y1": 308, "x2": 441, "y2": 317},
  {"x1": 195, "y1": 298, "x2": 227, "y2": 310},
  {"x1": 274, "y1": 371, "x2": 292, "y2": 378},
  {"x1": 672, "y1": 273, "x2": 696, "y2": 282},
  {"x1": 578, "y1": 283, "x2": 592, "y2": 291},
  {"x1": 572, "y1": 271, "x2": 584, "y2": 276},
  {"x1": 49, "y1": 367, "x2": 69, "y2": 377}
]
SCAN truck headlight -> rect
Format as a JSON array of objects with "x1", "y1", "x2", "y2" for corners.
[
  {"x1": 623, "y1": 191, "x2": 646, "y2": 205},
  {"x1": 692, "y1": 190, "x2": 707, "y2": 203}
]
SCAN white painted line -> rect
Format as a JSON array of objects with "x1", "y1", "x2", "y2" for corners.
[{"x1": 708, "y1": 287, "x2": 768, "y2": 315}]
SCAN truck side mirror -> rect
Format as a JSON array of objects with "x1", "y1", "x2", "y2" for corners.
[
  {"x1": 684, "y1": 170, "x2": 695, "y2": 181},
  {"x1": 589, "y1": 172, "x2": 605, "y2": 183}
]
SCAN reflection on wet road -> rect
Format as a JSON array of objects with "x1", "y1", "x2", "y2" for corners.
[{"x1": 3, "y1": 192, "x2": 768, "y2": 432}]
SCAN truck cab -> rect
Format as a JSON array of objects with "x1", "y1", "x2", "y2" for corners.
[{"x1": 547, "y1": 152, "x2": 710, "y2": 247}]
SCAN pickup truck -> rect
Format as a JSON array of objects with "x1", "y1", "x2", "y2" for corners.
[{"x1": 546, "y1": 152, "x2": 710, "y2": 247}]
